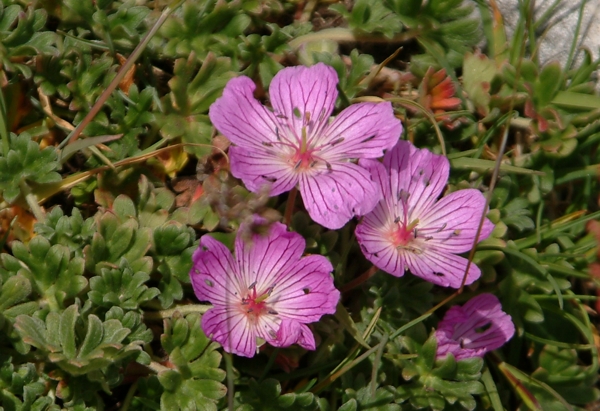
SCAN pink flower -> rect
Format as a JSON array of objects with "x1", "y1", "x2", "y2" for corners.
[
  {"x1": 435, "y1": 293, "x2": 515, "y2": 360},
  {"x1": 189, "y1": 219, "x2": 340, "y2": 357},
  {"x1": 209, "y1": 63, "x2": 402, "y2": 229},
  {"x1": 355, "y1": 140, "x2": 494, "y2": 288}
]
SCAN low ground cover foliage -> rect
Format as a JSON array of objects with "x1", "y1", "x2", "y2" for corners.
[{"x1": 0, "y1": 0, "x2": 599, "y2": 410}]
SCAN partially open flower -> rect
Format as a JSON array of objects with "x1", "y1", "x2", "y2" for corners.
[
  {"x1": 209, "y1": 63, "x2": 402, "y2": 229},
  {"x1": 356, "y1": 140, "x2": 494, "y2": 288},
  {"x1": 189, "y1": 218, "x2": 340, "y2": 357},
  {"x1": 435, "y1": 293, "x2": 515, "y2": 360}
]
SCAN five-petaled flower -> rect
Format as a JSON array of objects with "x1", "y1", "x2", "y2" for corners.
[
  {"x1": 209, "y1": 63, "x2": 402, "y2": 229},
  {"x1": 189, "y1": 218, "x2": 340, "y2": 357},
  {"x1": 435, "y1": 293, "x2": 515, "y2": 360},
  {"x1": 355, "y1": 140, "x2": 495, "y2": 288}
]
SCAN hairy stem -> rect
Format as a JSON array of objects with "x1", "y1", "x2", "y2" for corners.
[{"x1": 144, "y1": 304, "x2": 212, "y2": 320}]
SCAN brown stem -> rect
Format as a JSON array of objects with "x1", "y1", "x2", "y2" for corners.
[
  {"x1": 66, "y1": 0, "x2": 184, "y2": 145},
  {"x1": 283, "y1": 187, "x2": 298, "y2": 227},
  {"x1": 341, "y1": 265, "x2": 378, "y2": 294}
]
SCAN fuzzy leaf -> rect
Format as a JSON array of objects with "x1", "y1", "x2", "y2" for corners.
[
  {"x1": 157, "y1": 313, "x2": 226, "y2": 410},
  {"x1": 88, "y1": 259, "x2": 160, "y2": 310},
  {"x1": 15, "y1": 304, "x2": 144, "y2": 377},
  {"x1": 0, "y1": 133, "x2": 61, "y2": 204},
  {"x1": 3, "y1": 237, "x2": 87, "y2": 310}
]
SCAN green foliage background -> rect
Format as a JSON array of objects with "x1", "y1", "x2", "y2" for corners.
[{"x1": 0, "y1": 0, "x2": 599, "y2": 410}]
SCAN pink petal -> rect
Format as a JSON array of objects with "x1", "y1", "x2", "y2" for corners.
[
  {"x1": 190, "y1": 236, "x2": 244, "y2": 306},
  {"x1": 229, "y1": 146, "x2": 297, "y2": 196},
  {"x1": 254, "y1": 314, "x2": 283, "y2": 345},
  {"x1": 355, "y1": 159, "x2": 409, "y2": 276},
  {"x1": 436, "y1": 294, "x2": 515, "y2": 360},
  {"x1": 202, "y1": 307, "x2": 257, "y2": 357},
  {"x1": 358, "y1": 158, "x2": 392, "y2": 204},
  {"x1": 269, "y1": 254, "x2": 339, "y2": 323},
  {"x1": 269, "y1": 63, "x2": 338, "y2": 141},
  {"x1": 320, "y1": 102, "x2": 401, "y2": 160},
  {"x1": 418, "y1": 189, "x2": 495, "y2": 253},
  {"x1": 403, "y1": 248, "x2": 481, "y2": 288},
  {"x1": 234, "y1": 221, "x2": 306, "y2": 293},
  {"x1": 209, "y1": 76, "x2": 280, "y2": 150},
  {"x1": 355, "y1": 202, "x2": 407, "y2": 277},
  {"x1": 452, "y1": 294, "x2": 515, "y2": 351},
  {"x1": 272, "y1": 319, "x2": 316, "y2": 350},
  {"x1": 299, "y1": 162, "x2": 381, "y2": 229},
  {"x1": 384, "y1": 140, "x2": 449, "y2": 219}
]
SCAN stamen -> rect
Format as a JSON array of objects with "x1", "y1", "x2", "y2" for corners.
[
  {"x1": 330, "y1": 137, "x2": 345, "y2": 146},
  {"x1": 255, "y1": 293, "x2": 270, "y2": 304},
  {"x1": 362, "y1": 135, "x2": 375, "y2": 143},
  {"x1": 396, "y1": 245, "x2": 422, "y2": 254},
  {"x1": 406, "y1": 219, "x2": 419, "y2": 231},
  {"x1": 397, "y1": 189, "x2": 410, "y2": 202},
  {"x1": 261, "y1": 175, "x2": 277, "y2": 182}
]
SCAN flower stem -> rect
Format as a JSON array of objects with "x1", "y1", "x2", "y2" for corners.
[
  {"x1": 143, "y1": 304, "x2": 212, "y2": 320},
  {"x1": 118, "y1": 380, "x2": 138, "y2": 411},
  {"x1": 283, "y1": 187, "x2": 298, "y2": 227},
  {"x1": 340, "y1": 265, "x2": 378, "y2": 294}
]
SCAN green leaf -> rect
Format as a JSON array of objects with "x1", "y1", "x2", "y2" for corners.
[
  {"x1": 84, "y1": 206, "x2": 153, "y2": 276},
  {"x1": 2, "y1": 236, "x2": 87, "y2": 311},
  {"x1": 0, "y1": 133, "x2": 61, "y2": 204},
  {"x1": 463, "y1": 51, "x2": 497, "y2": 115},
  {"x1": 0, "y1": 359, "x2": 49, "y2": 411},
  {"x1": 157, "y1": 52, "x2": 235, "y2": 157},
  {"x1": 332, "y1": 0, "x2": 403, "y2": 38},
  {"x1": 236, "y1": 378, "x2": 322, "y2": 411},
  {"x1": 34, "y1": 207, "x2": 96, "y2": 256},
  {"x1": 156, "y1": 0, "x2": 249, "y2": 60},
  {"x1": 15, "y1": 304, "x2": 145, "y2": 377},
  {"x1": 0, "y1": 274, "x2": 31, "y2": 311},
  {"x1": 157, "y1": 313, "x2": 226, "y2": 410},
  {"x1": 88, "y1": 259, "x2": 160, "y2": 310}
]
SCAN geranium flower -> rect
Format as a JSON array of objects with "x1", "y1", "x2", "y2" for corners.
[
  {"x1": 355, "y1": 140, "x2": 494, "y2": 288},
  {"x1": 209, "y1": 63, "x2": 402, "y2": 229},
  {"x1": 189, "y1": 219, "x2": 340, "y2": 357},
  {"x1": 435, "y1": 293, "x2": 515, "y2": 360}
]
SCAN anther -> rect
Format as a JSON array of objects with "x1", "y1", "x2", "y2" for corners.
[{"x1": 362, "y1": 135, "x2": 375, "y2": 143}]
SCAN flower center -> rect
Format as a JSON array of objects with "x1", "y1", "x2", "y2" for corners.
[
  {"x1": 240, "y1": 283, "x2": 275, "y2": 323},
  {"x1": 390, "y1": 219, "x2": 419, "y2": 248},
  {"x1": 289, "y1": 126, "x2": 317, "y2": 171},
  {"x1": 290, "y1": 147, "x2": 316, "y2": 171}
]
